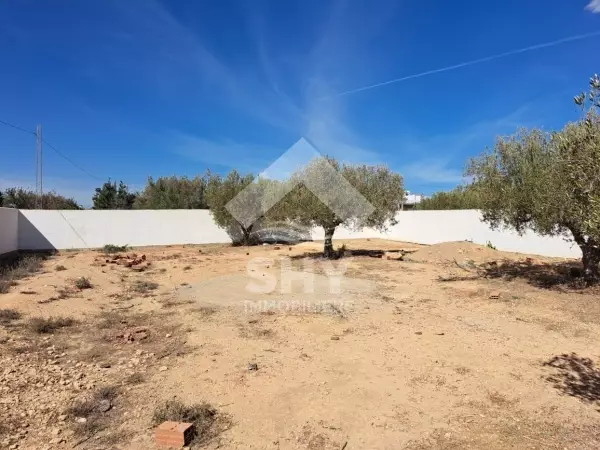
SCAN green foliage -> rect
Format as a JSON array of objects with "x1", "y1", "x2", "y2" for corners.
[
  {"x1": 468, "y1": 76, "x2": 600, "y2": 280},
  {"x1": 418, "y1": 185, "x2": 482, "y2": 210},
  {"x1": 133, "y1": 175, "x2": 209, "y2": 209},
  {"x1": 486, "y1": 241, "x2": 497, "y2": 250},
  {"x1": 278, "y1": 157, "x2": 404, "y2": 257},
  {"x1": 102, "y1": 244, "x2": 128, "y2": 254},
  {"x1": 205, "y1": 170, "x2": 263, "y2": 245},
  {"x1": 92, "y1": 180, "x2": 136, "y2": 210},
  {"x1": 0, "y1": 187, "x2": 81, "y2": 209}
]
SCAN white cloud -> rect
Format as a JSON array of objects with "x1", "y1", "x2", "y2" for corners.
[
  {"x1": 401, "y1": 160, "x2": 465, "y2": 184},
  {"x1": 586, "y1": 0, "x2": 600, "y2": 13},
  {"x1": 172, "y1": 133, "x2": 276, "y2": 173}
]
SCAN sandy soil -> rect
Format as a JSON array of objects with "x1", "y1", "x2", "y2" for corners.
[{"x1": 1, "y1": 239, "x2": 599, "y2": 450}]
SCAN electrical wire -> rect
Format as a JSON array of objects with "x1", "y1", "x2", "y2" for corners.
[{"x1": 0, "y1": 119, "x2": 104, "y2": 181}]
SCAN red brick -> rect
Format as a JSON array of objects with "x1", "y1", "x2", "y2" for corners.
[{"x1": 154, "y1": 421, "x2": 194, "y2": 448}]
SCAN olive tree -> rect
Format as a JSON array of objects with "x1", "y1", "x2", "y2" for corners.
[
  {"x1": 279, "y1": 157, "x2": 405, "y2": 258},
  {"x1": 467, "y1": 75, "x2": 600, "y2": 281},
  {"x1": 133, "y1": 175, "x2": 209, "y2": 209}
]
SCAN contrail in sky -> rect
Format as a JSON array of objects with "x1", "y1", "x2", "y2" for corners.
[{"x1": 333, "y1": 30, "x2": 600, "y2": 98}]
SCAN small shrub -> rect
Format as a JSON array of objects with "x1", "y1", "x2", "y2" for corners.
[
  {"x1": 55, "y1": 265, "x2": 67, "y2": 271},
  {"x1": 29, "y1": 316, "x2": 76, "y2": 334},
  {"x1": 68, "y1": 385, "x2": 119, "y2": 437},
  {"x1": 126, "y1": 373, "x2": 145, "y2": 385},
  {"x1": 132, "y1": 280, "x2": 159, "y2": 294},
  {"x1": 74, "y1": 277, "x2": 92, "y2": 289},
  {"x1": 335, "y1": 244, "x2": 348, "y2": 259},
  {"x1": 0, "y1": 308, "x2": 21, "y2": 324},
  {"x1": 152, "y1": 400, "x2": 221, "y2": 445},
  {"x1": 0, "y1": 254, "x2": 46, "y2": 294},
  {"x1": 102, "y1": 244, "x2": 128, "y2": 254},
  {"x1": 486, "y1": 241, "x2": 497, "y2": 250},
  {"x1": 183, "y1": 265, "x2": 192, "y2": 271}
]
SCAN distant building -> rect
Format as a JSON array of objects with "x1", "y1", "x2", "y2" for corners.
[{"x1": 402, "y1": 192, "x2": 426, "y2": 210}]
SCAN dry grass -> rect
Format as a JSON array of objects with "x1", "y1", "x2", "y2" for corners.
[
  {"x1": 152, "y1": 399, "x2": 229, "y2": 446},
  {"x1": 68, "y1": 385, "x2": 120, "y2": 438},
  {"x1": 131, "y1": 280, "x2": 159, "y2": 294},
  {"x1": 125, "y1": 373, "x2": 145, "y2": 385},
  {"x1": 28, "y1": 316, "x2": 76, "y2": 334},
  {"x1": 74, "y1": 276, "x2": 93, "y2": 289},
  {"x1": 0, "y1": 308, "x2": 22, "y2": 325},
  {"x1": 55, "y1": 264, "x2": 67, "y2": 271},
  {"x1": 0, "y1": 254, "x2": 46, "y2": 294}
]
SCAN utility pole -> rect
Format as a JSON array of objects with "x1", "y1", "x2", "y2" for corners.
[{"x1": 35, "y1": 124, "x2": 43, "y2": 209}]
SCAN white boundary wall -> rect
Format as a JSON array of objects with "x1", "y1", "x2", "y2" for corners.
[
  {"x1": 7, "y1": 209, "x2": 581, "y2": 258},
  {"x1": 0, "y1": 208, "x2": 19, "y2": 255},
  {"x1": 17, "y1": 210, "x2": 230, "y2": 251}
]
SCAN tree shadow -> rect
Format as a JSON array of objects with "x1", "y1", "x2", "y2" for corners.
[
  {"x1": 290, "y1": 249, "x2": 406, "y2": 260},
  {"x1": 544, "y1": 353, "x2": 600, "y2": 409},
  {"x1": 481, "y1": 259, "x2": 589, "y2": 290}
]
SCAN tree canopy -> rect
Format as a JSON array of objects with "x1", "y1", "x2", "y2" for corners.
[
  {"x1": 92, "y1": 180, "x2": 136, "y2": 210},
  {"x1": 467, "y1": 75, "x2": 600, "y2": 281},
  {"x1": 204, "y1": 170, "x2": 262, "y2": 245},
  {"x1": 276, "y1": 157, "x2": 405, "y2": 257},
  {"x1": 133, "y1": 175, "x2": 209, "y2": 209},
  {"x1": 0, "y1": 187, "x2": 81, "y2": 210},
  {"x1": 418, "y1": 185, "x2": 482, "y2": 210}
]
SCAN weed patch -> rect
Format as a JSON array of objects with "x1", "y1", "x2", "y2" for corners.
[
  {"x1": 102, "y1": 244, "x2": 128, "y2": 254},
  {"x1": 0, "y1": 308, "x2": 21, "y2": 325},
  {"x1": 74, "y1": 277, "x2": 93, "y2": 289},
  {"x1": 152, "y1": 400, "x2": 229, "y2": 446},
  {"x1": 131, "y1": 280, "x2": 159, "y2": 294},
  {"x1": 29, "y1": 316, "x2": 76, "y2": 334}
]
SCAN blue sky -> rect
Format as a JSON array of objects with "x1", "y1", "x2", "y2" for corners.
[{"x1": 1, "y1": 0, "x2": 599, "y2": 206}]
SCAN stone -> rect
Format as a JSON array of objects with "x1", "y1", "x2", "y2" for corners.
[
  {"x1": 247, "y1": 363, "x2": 259, "y2": 371},
  {"x1": 159, "y1": 366, "x2": 168, "y2": 372},
  {"x1": 98, "y1": 399, "x2": 111, "y2": 413}
]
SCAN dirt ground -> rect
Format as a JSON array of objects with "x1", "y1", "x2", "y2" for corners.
[{"x1": 1, "y1": 239, "x2": 600, "y2": 450}]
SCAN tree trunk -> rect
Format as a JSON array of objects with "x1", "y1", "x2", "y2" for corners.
[
  {"x1": 569, "y1": 227, "x2": 600, "y2": 283},
  {"x1": 241, "y1": 224, "x2": 254, "y2": 246},
  {"x1": 323, "y1": 226, "x2": 336, "y2": 259},
  {"x1": 582, "y1": 244, "x2": 600, "y2": 282}
]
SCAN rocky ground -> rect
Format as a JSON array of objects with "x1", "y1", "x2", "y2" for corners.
[{"x1": 0, "y1": 240, "x2": 599, "y2": 449}]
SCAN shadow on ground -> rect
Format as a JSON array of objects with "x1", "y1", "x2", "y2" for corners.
[
  {"x1": 544, "y1": 353, "x2": 600, "y2": 409},
  {"x1": 291, "y1": 249, "x2": 415, "y2": 261},
  {"x1": 481, "y1": 259, "x2": 592, "y2": 290}
]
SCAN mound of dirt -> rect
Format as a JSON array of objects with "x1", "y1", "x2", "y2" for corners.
[{"x1": 405, "y1": 241, "x2": 517, "y2": 265}]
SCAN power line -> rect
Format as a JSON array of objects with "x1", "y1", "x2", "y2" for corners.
[
  {"x1": 0, "y1": 118, "x2": 104, "y2": 181},
  {"x1": 41, "y1": 137, "x2": 103, "y2": 181},
  {"x1": 0, "y1": 119, "x2": 35, "y2": 136}
]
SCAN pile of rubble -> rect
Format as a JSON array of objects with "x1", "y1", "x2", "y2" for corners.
[{"x1": 104, "y1": 253, "x2": 151, "y2": 272}]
